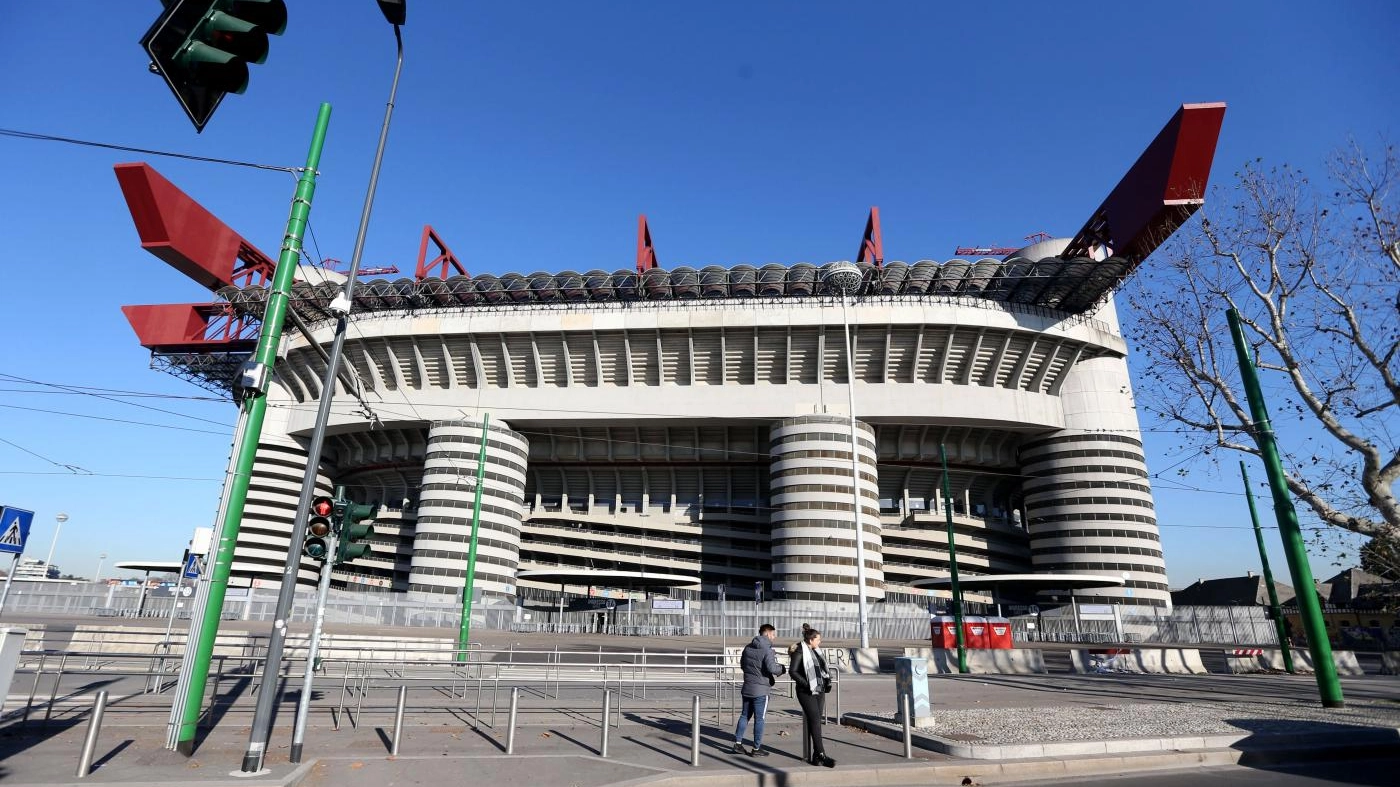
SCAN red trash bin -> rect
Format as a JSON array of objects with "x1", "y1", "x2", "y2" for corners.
[
  {"x1": 962, "y1": 616, "x2": 989, "y2": 649},
  {"x1": 929, "y1": 615, "x2": 958, "y2": 649},
  {"x1": 985, "y1": 617, "x2": 1013, "y2": 649}
]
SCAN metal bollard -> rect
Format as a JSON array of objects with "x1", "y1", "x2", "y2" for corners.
[
  {"x1": 833, "y1": 669, "x2": 842, "y2": 723},
  {"x1": 506, "y1": 687, "x2": 519, "y2": 755},
  {"x1": 391, "y1": 685, "x2": 407, "y2": 756},
  {"x1": 600, "y1": 690, "x2": 611, "y2": 758},
  {"x1": 75, "y1": 691, "x2": 109, "y2": 778},
  {"x1": 690, "y1": 695, "x2": 701, "y2": 767},
  {"x1": 902, "y1": 693, "x2": 913, "y2": 759}
]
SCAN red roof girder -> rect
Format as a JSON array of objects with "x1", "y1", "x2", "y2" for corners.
[
  {"x1": 114, "y1": 162, "x2": 276, "y2": 291},
  {"x1": 856, "y1": 207, "x2": 883, "y2": 268},
  {"x1": 121, "y1": 302, "x2": 258, "y2": 353},
  {"x1": 414, "y1": 224, "x2": 467, "y2": 280},
  {"x1": 1062, "y1": 102, "x2": 1227, "y2": 263}
]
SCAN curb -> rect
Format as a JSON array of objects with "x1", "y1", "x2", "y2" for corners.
[
  {"x1": 840, "y1": 712, "x2": 1400, "y2": 761},
  {"x1": 605, "y1": 750, "x2": 1245, "y2": 787}
]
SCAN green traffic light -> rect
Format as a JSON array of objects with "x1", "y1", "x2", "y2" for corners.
[
  {"x1": 139, "y1": 0, "x2": 289, "y2": 132},
  {"x1": 176, "y1": 41, "x2": 250, "y2": 94},
  {"x1": 200, "y1": 11, "x2": 269, "y2": 64},
  {"x1": 335, "y1": 501, "x2": 379, "y2": 565}
]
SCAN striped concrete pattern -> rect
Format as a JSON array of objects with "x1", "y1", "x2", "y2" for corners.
[
  {"x1": 410, "y1": 419, "x2": 531, "y2": 597},
  {"x1": 769, "y1": 414, "x2": 885, "y2": 602},
  {"x1": 1020, "y1": 432, "x2": 1170, "y2": 607}
]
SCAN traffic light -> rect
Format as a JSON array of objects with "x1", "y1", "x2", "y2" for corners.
[
  {"x1": 140, "y1": 0, "x2": 289, "y2": 132},
  {"x1": 335, "y1": 501, "x2": 378, "y2": 565},
  {"x1": 302, "y1": 495, "x2": 334, "y2": 560}
]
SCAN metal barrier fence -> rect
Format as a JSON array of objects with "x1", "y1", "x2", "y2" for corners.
[
  {"x1": 4, "y1": 581, "x2": 1288, "y2": 647},
  {"x1": 5, "y1": 643, "x2": 862, "y2": 775}
]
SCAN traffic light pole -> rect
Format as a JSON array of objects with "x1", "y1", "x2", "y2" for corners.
[
  {"x1": 243, "y1": 26, "x2": 403, "y2": 772},
  {"x1": 169, "y1": 103, "x2": 333, "y2": 755},
  {"x1": 939, "y1": 444, "x2": 968, "y2": 674},
  {"x1": 1240, "y1": 461, "x2": 1295, "y2": 673},
  {"x1": 1227, "y1": 309, "x2": 1341, "y2": 707},
  {"x1": 457, "y1": 413, "x2": 490, "y2": 662},
  {"x1": 290, "y1": 528, "x2": 338, "y2": 763}
]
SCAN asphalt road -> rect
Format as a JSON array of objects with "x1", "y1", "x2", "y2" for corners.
[{"x1": 1017, "y1": 758, "x2": 1400, "y2": 787}]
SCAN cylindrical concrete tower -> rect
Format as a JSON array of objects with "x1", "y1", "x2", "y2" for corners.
[
  {"x1": 410, "y1": 418, "x2": 530, "y2": 598},
  {"x1": 769, "y1": 414, "x2": 884, "y2": 602},
  {"x1": 1019, "y1": 316, "x2": 1171, "y2": 608}
]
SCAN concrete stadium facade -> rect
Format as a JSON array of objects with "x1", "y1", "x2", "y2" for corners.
[{"x1": 223, "y1": 246, "x2": 1171, "y2": 609}]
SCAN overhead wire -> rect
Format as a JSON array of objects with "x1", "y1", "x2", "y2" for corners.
[
  {"x1": 0, "y1": 372, "x2": 229, "y2": 426},
  {"x1": 0, "y1": 128, "x2": 299, "y2": 173},
  {"x1": 0, "y1": 436, "x2": 92, "y2": 475},
  {"x1": 0, "y1": 470, "x2": 219, "y2": 481},
  {"x1": 0, "y1": 404, "x2": 230, "y2": 435}
]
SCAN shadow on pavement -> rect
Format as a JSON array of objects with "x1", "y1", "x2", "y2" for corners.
[
  {"x1": 92, "y1": 738, "x2": 135, "y2": 769},
  {"x1": 1229, "y1": 718, "x2": 1400, "y2": 786}
]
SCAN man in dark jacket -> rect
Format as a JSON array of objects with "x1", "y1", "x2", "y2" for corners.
[{"x1": 732, "y1": 623, "x2": 785, "y2": 756}]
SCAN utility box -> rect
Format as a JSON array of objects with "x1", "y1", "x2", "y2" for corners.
[
  {"x1": 894, "y1": 656, "x2": 934, "y2": 728},
  {"x1": 0, "y1": 627, "x2": 27, "y2": 714}
]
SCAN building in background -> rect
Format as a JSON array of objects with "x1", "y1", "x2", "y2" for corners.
[
  {"x1": 120, "y1": 104, "x2": 1229, "y2": 612},
  {"x1": 14, "y1": 558, "x2": 60, "y2": 580}
]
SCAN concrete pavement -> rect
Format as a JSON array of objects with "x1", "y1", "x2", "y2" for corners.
[{"x1": 6, "y1": 666, "x2": 1400, "y2": 786}]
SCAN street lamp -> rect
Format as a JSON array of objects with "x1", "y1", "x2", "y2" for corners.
[
  {"x1": 243, "y1": 1, "x2": 408, "y2": 774},
  {"x1": 44, "y1": 512, "x2": 68, "y2": 579},
  {"x1": 822, "y1": 261, "x2": 872, "y2": 649},
  {"x1": 95, "y1": 553, "x2": 107, "y2": 583}
]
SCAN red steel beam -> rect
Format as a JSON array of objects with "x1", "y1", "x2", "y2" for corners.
[
  {"x1": 414, "y1": 224, "x2": 468, "y2": 280},
  {"x1": 856, "y1": 206, "x2": 883, "y2": 268},
  {"x1": 636, "y1": 214, "x2": 659, "y2": 274},
  {"x1": 121, "y1": 303, "x2": 258, "y2": 353},
  {"x1": 1062, "y1": 102, "x2": 1227, "y2": 263},
  {"x1": 114, "y1": 162, "x2": 276, "y2": 291}
]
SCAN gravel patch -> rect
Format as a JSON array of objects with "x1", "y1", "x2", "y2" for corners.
[{"x1": 870, "y1": 700, "x2": 1400, "y2": 745}]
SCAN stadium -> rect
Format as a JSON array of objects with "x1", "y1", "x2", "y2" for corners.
[{"x1": 120, "y1": 103, "x2": 1227, "y2": 613}]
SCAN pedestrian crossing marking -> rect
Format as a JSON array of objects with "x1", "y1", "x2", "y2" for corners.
[{"x1": 0, "y1": 519, "x2": 21, "y2": 547}]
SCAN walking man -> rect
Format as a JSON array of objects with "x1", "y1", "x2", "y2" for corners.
[{"x1": 733, "y1": 623, "x2": 785, "y2": 756}]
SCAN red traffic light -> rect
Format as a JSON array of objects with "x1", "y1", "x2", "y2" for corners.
[{"x1": 311, "y1": 496, "x2": 334, "y2": 517}]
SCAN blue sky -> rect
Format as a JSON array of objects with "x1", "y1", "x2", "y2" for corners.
[{"x1": 1, "y1": 2, "x2": 1395, "y2": 586}]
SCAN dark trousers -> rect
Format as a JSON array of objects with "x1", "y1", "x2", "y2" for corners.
[{"x1": 796, "y1": 690, "x2": 825, "y2": 758}]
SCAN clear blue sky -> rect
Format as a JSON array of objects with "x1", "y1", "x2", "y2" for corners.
[{"x1": 1, "y1": 2, "x2": 1395, "y2": 586}]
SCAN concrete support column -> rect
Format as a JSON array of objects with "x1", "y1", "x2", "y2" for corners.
[
  {"x1": 769, "y1": 414, "x2": 884, "y2": 603},
  {"x1": 410, "y1": 419, "x2": 530, "y2": 599}
]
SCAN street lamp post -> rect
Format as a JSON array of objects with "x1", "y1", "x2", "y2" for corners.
[
  {"x1": 241, "y1": 2, "x2": 408, "y2": 774},
  {"x1": 822, "y1": 262, "x2": 871, "y2": 649},
  {"x1": 44, "y1": 512, "x2": 67, "y2": 578},
  {"x1": 94, "y1": 553, "x2": 107, "y2": 583}
]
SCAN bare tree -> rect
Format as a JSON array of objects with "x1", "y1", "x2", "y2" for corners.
[{"x1": 1123, "y1": 140, "x2": 1399, "y2": 550}]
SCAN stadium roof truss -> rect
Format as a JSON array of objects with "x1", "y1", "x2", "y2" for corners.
[{"x1": 118, "y1": 103, "x2": 1225, "y2": 395}]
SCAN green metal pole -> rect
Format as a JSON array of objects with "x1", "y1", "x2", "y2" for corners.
[
  {"x1": 1227, "y1": 309, "x2": 1342, "y2": 707},
  {"x1": 457, "y1": 413, "x2": 490, "y2": 663},
  {"x1": 1240, "y1": 460, "x2": 1295, "y2": 673},
  {"x1": 174, "y1": 104, "x2": 333, "y2": 754},
  {"x1": 939, "y1": 444, "x2": 968, "y2": 674}
]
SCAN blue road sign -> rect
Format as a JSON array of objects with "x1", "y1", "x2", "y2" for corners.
[
  {"x1": 0, "y1": 507, "x2": 35, "y2": 556},
  {"x1": 182, "y1": 552, "x2": 204, "y2": 580}
]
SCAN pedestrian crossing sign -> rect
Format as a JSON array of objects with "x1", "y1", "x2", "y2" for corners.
[
  {"x1": 0, "y1": 506, "x2": 35, "y2": 556},
  {"x1": 182, "y1": 552, "x2": 205, "y2": 579}
]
